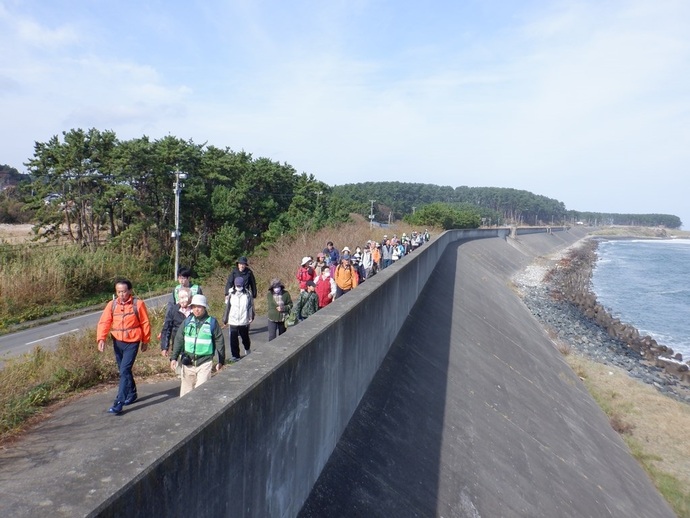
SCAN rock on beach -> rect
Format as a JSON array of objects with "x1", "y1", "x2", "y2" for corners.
[{"x1": 513, "y1": 239, "x2": 690, "y2": 404}]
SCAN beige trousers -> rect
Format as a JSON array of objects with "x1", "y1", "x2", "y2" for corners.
[{"x1": 180, "y1": 361, "x2": 213, "y2": 397}]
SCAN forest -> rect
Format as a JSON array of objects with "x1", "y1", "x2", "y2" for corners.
[{"x1": 330, "y1": 182, "x2": 682, "y2": 229}]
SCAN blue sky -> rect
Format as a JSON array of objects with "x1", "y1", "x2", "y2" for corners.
[{"x1": 2, "y1": 1, "x2": 689, "y2": 227}]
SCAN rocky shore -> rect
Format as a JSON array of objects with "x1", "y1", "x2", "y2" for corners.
[{"x1": 513, "y1": 238, "x2": 690, "y2": 405}]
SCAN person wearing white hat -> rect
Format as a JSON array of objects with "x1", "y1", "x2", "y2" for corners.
[
  {"x1": 170, "y1": 294, "x2": 226, "y2": 397},
  {"x1": 296, "y1": 256, "x2": 315, "y2": 292}
]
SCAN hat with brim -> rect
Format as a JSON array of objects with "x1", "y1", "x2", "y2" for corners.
[{"x1": 190, "y1": 294, "x2": 208, "y2": 308}]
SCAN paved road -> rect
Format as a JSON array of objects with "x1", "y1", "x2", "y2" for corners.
[{"x1": 0, "y1": 294, "x2": 170, "y2": 366}]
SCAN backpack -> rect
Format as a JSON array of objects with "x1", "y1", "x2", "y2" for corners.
[
  {"x1": 112, "y1": 296, "x2": 140, "y2": 322},
  {"x1": 297, "y1": 266, "x2": 313, "y2": 282}
]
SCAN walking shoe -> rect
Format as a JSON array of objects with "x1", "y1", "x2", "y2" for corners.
[
  {"x1": 231, "y1": 356, "x2": 242, "y2": 362},
  {"x1": 123, "y1": 394, "x2": 138, "y2": 405},
  {"x1": 244, "y1": 349, "x2": 251, "y2": 356},
  {"x1": 108, "y1": 402, "x2": 124, "y2": 414}
]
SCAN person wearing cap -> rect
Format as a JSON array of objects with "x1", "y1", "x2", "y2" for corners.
[
  {"x1": 293, "y1": 280, "x2": 319, "y2": 322},
  {"x1": 222, "y1": 276, "x2": 255, "y2": 361},
  {"x1": 341, "y1": 246, "x2": 351, "y2": 255},
  {"x1": 296, "y1": 256, "x2": 315, "y2": 291},
  {"x1": 322, "y1": 241, "x2": 339, "y2": 268},
  {"x1": 97, "y1": 279, "x2": 151, "y2": 414},
  {"x1": 170, "y1": 294, "x2": 225, "y2": 397},
  {"x1": 334, "y1": 253, "x2": 359, "y2": 299},
  {"x1": 315, "y1": 268, "x2": 336, "y2": 308},
  {"x1": 225, "y1": 256, "x2": 257, "y2": 299},
  {"x1": 267, "y1": 278, "x2": 293, "y2": 341}
]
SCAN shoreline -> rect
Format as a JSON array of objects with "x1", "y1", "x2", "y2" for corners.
[{"x1": 512, "y1": 238, "x2": 690, "y2": 405}]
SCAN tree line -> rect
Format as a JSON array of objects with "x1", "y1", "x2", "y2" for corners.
[
  {"x1": 331, "y1": 182, "x2": 682, "y2": 229},
  {"x1": 2, "y1": 132, "x2": 683, "y2": 271},
  {"x1": 16, "y1": 128, "x2": 348, "y2": 276}
]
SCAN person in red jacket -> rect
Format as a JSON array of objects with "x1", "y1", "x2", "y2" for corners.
[
  {"x1": 97, "y1": 279, "x2": 151, "y2": 414},
  {"x1": 296, "y1": 256, "x2": 315, "y2": 291},
  {"x1": 315, "y1": 269, "x2": 336, "y2": 308}
]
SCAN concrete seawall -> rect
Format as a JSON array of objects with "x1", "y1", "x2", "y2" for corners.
[{"x1": 90, "y1": 227, "x2": 673, "y2": 517}]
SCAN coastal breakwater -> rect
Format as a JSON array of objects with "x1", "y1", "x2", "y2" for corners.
[
  {"x1": 549, "y1": 239, "x2": 690, "y2": 384},
  {"x1": 88, "y1": 226, "x2": 675, "y2": 518}
]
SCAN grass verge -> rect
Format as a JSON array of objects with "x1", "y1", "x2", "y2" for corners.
[{"x1": 566, "y1": 353, "x2": 690, "y2": 517}]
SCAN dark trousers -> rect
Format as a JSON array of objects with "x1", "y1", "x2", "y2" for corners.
[
  {"x1": 229, "y1": 325, "x2": 251, "y2": 357},
  {"x1": 267, "y1": 320, "x2": 286, "y2": 341},
  {"x1": 113, "y1": 339, "x2": 139, "y2": 404},
  {"x1": 382, "y1": 259, "x2": 392, "y2": 269},
  {"x1": 335, "y1": 286, "x2": 351, "y2": 299}
]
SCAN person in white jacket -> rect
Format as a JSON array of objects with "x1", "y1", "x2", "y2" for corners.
[
  {"x1": 223, "y1": 277, "x2": 255, "y2": 361},
  {"x1": 360, "y1": 244, "x2": 374, "y2": 280}
]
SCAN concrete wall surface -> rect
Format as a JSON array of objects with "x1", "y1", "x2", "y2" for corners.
[
  {"x1": 91, "y1": 228, "x2": 502, "y2": 517},
  {"x1": 300, "y1": 229, "x2": 675, "y2": 517},
  {"x1": 91, "y1": 226, "x2": 672, "y2": 518}
]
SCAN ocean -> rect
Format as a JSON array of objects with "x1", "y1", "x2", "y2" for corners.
[{"x1": 591, "y1": 238, "x2": 690, "y2": 360}]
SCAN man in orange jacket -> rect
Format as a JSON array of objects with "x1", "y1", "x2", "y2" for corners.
[
  {"x1": 334, "y1": 253, "x2": 359, "y2": 299},
  {"x1": 97, "y1": 279, "x2": 151, "y2": 414}
]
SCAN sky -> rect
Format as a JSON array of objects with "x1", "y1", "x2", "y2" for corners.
[{"x1": 1, "y1": 0, "x2": 689, "y2": 227}]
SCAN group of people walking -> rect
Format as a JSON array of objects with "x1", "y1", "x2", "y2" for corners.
[{"x1": 96, "y1": 232, "x2": 430, "y2": 413}]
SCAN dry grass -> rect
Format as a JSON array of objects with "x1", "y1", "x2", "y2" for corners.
[
  {"x1": 567, "y1": 353, "x2": 690, "y2": 516},
  {"x1": 589, "y1": 225, "x2": 690, "y2": 239},
  {"x1": 0, "y1": 240, "x2": 168, "y2": 328},
  {"x1": 204, "y1": 216, "x2": 436, "y2": 315},
  {"x1": 0, "y1": 223, "x2": 34, "y2": 244}
]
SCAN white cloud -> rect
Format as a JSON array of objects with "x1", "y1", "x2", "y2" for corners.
[{"x1": 1, "y1": 0, "x2": 689, "y2": 226}]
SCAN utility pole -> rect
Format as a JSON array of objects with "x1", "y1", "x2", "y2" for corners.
[
  {"x1": 172, "y1": 170, "x2": 188, "y2": 280},
  {"x1": 369, "y1": 199, "x2": 376, "y2": 228}
]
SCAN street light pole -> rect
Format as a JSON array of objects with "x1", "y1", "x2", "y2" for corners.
[{"x1": 172, "y1": 171, "x2": 188, "y2": 280}]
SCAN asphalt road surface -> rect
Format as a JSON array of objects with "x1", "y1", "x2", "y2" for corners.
[{"x1": 0, "y1": 294, "x2": 170, "y2": 367}]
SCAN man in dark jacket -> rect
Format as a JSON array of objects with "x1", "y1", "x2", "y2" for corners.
[{"x1": 224, "y1": 256, "x2": 257, "y2": 299}]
